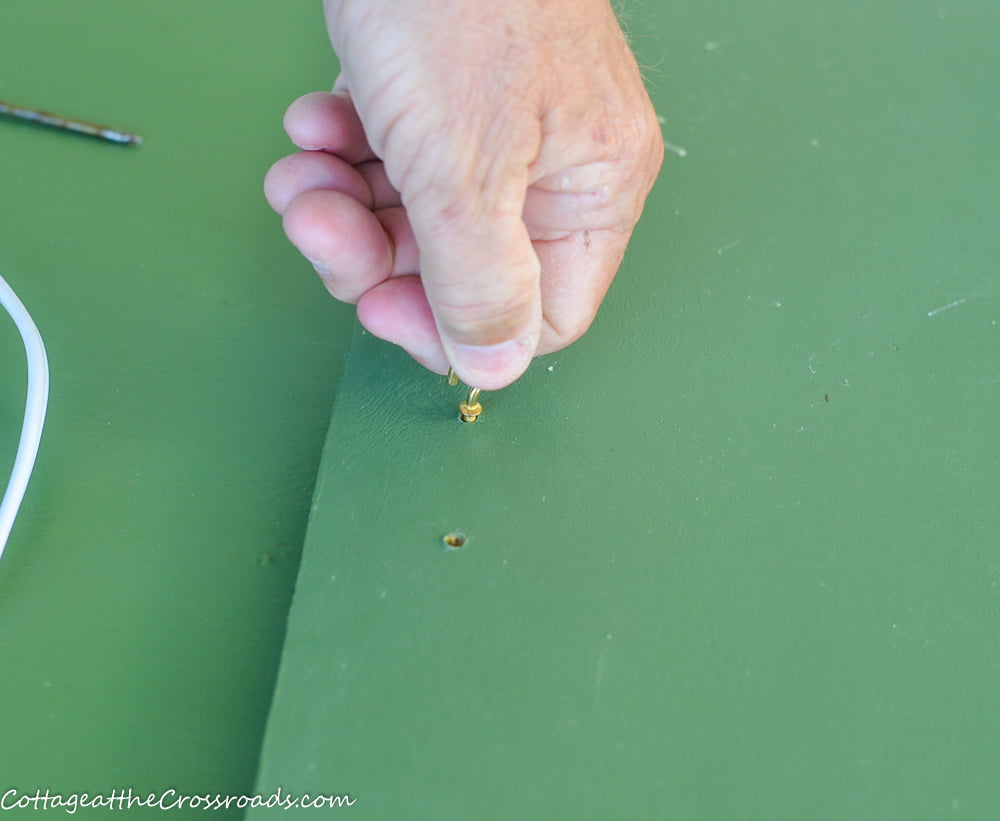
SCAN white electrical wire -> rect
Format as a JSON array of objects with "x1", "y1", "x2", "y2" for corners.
[{"x1": 0, "y1": 272, "x2": 49, "y2": 559}]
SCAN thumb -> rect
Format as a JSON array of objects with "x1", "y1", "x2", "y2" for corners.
[{"x1": 405, "y1": 163, "x2": 542, "y2": 391}]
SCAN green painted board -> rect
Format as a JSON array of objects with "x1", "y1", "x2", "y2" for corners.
[
  {"x1": 1, "y1": 1, "x2": 352, "y2": 816},
  {"x1": 252, "y1": 1, "x2": 999, "y2": 818}
]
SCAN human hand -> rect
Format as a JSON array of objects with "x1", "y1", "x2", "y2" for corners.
[{"x1": 264, "y1": 0, "x2": 663, "y2": 390}]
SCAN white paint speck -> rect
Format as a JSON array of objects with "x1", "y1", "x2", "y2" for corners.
[
  {"x1": 704, "y1": 38, "x2": 732, "y2": 51},
  {"x1": 663, "y1": 140, "x2": 688, "y2": 158},
  {"x1": 927, "y1": 297, "x2": 967, "y2": 317}
]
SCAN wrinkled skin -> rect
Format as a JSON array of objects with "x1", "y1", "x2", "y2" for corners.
[{"x1": 264, "y1": 0, "x2": 664, "y2": 389}]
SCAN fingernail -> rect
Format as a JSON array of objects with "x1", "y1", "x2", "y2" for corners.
[
  {"x1": 449, "y1": 337, "x2": 535, "y2": 390},
  {"x1": 305, "y1": 255, "x2": 330, "y2": 275}
]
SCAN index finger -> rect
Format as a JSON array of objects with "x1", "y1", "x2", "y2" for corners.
[{"x1": 283, "y1": 91, "x2": 378, "y2": 165}]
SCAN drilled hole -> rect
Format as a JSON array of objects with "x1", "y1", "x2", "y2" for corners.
[{"x1": 442, "y1": 532, "x2": 467, "y2": 549}]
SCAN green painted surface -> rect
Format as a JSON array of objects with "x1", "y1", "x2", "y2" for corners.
[
  {"x1": 253, "y1": 1, "x2": 999, "y2": 819},
  {"x1": 1, "y1": 1, "x2": 351, "y2": 816}
]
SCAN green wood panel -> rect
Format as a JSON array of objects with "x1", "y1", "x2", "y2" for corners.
[
  {"x1": 253, "y1": 1, "x2": 1000, "y2": 818},
  {"x1": 0, "y1": 1, "x2": 352, "y2": 816}
]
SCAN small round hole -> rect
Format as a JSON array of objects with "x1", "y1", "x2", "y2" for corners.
[{"x1": 442, "y1": 532, "x2": 467, "y2": 549}]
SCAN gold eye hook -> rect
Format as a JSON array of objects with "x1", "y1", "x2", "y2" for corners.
[
  {"x1": 459, "y1": 387, "x2": 483, "y2": 423},
  {"x1": 446, "y1": 368, "x2": 484, "y2": 423}
]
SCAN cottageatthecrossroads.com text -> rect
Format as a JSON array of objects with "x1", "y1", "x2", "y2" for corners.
[{"x1": 1, "y1": 788, "x2": 355, "y2": 813}]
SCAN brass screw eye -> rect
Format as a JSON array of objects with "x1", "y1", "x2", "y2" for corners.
[{"x1": 446, "y1": 369, "x2": 484, "y2": 423}]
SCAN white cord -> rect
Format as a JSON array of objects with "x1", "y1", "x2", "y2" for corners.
[{"x1": 0, "y1": 272, "x2": 49, "y2": 559}]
